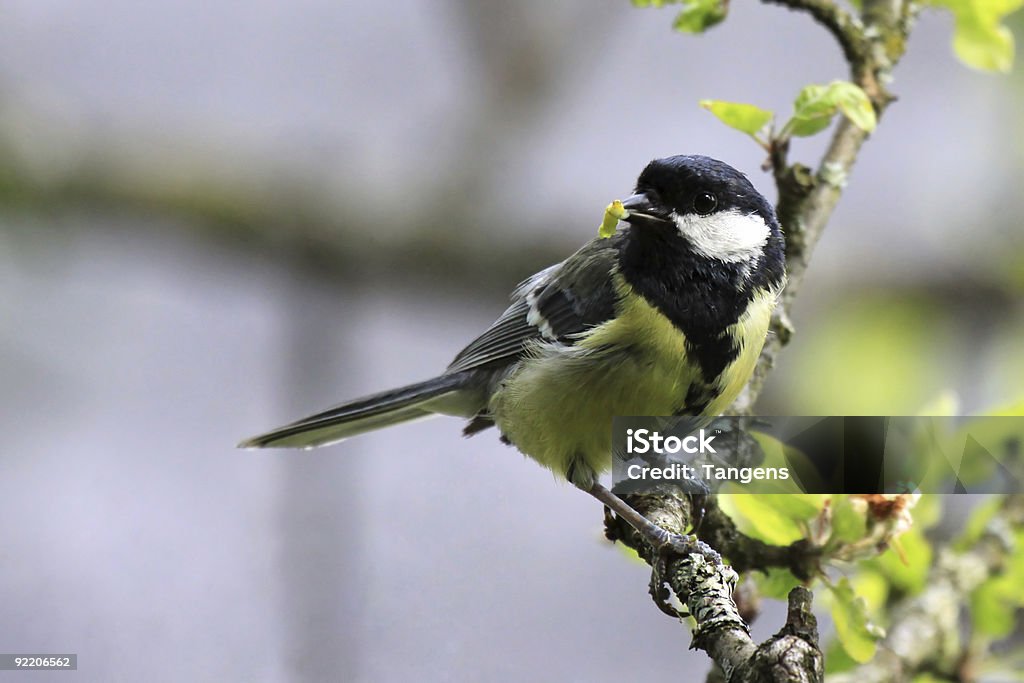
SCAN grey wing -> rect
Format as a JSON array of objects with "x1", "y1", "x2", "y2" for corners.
[
  {"x1": 444, "y1": 297, "x2": 537, "y2": 374},
  {"x1": 445, "y1": 236, "x2": 622, "y2": 375}
]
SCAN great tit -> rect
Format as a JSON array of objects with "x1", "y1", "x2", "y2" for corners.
[{"x1": 241, "y1": 154, "x2": 786, "y2": 547}]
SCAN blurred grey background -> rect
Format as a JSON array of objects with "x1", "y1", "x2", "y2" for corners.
[{"x1": 0, "y1": 1, "x2": 1022, "y2": 681}]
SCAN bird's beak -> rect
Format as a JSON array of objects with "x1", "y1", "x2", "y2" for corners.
[{"x1": 620, "y1": 193, "x2": 667, "y2": 224}]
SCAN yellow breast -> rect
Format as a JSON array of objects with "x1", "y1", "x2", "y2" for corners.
[{"x1": 705, "y1": 287, "x2": 779, "y2": 415}]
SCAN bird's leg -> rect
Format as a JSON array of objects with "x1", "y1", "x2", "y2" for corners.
[
  {"x1": 585, "y1": 482, "x2": 680, "y2": 551},
  {"x1": 584, "y1": 481, "x2": 721, "y2": 618}
]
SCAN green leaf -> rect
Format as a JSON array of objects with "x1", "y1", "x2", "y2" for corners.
[
  {"x1": 784, "y1": 81, "x2": 876, "y2": 138},
  {"x1": 869, "y1": 526, "x2": 933, "y2": 594},
  {"x1": 850, "y1": 570, "x2": 889, "y2": 615},
  {"x1": 971, "y1": 574, "x2": 1018, "y2": 636},
  {"x1": 957, "y1": 495, "x2": 1003, "y2": 549},
  {"x1": 911, "y1": 493, "x2": 942, "y2": 530},
  {"x1": 771, "y1": 493, "x2": 829, "y2": 520},
  {"x1": 632, "y1": 0, "x2": 728, "y2": 32},
  {"x1": 700, "y1": 100, "x2": 773, "y2": 136},
  {"x1": 787, "y1": 84, "x2": 836, "y2": 137},
  {"x1": 927, "y1": 0, "x2": 1023, "y2": 72},
  {"x1": 718, "y1": 493, "x2": 815, "y2": 545},
  {"x1": 824, "y1": 637, "x2": 858, "y2": 674},
  {"x1": 830, "y1": 495, "x2": 869, "y2": 544},
  {"x1": 829, "y1": 81, "x2": 878, "y2": 133},
  {"x1": 754, "y1": 567, "x2": 802, "y2": 600},
  {"x1": 828, "y1": 577, "x2": 884, "y2": 663},
  {"x1": 673, "y1": 0, "x2": 728, "y2": 33},
  {"x1": 968, "y1": 526, "x2": 1024, "y2": 633}
]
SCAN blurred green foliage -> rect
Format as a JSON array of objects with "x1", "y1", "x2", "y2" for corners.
[
  {"x1": 826, "y1": 576, "x2": 884, "y2": 663},
  {"x1": 866, "y1": 526, "x2": 932, "y2": 594},
  {"x1": 782, "y1": 296, "x2": 958, "y2": 415},
  {"x1": 928, "y1": 0, "x2": 1024, "y2": 73},
  {"x1": 631, "y1": 0, "x2": 727, "y2": 32}
]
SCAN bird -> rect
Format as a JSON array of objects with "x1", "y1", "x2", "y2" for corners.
[{"x1": 240, "y1": 154, "x2": 786, "y2": 550}]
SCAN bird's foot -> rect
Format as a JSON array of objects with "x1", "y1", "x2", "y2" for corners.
[
  {"x1": 645, "y1": 529, "x2": 725, "y2": 618},
  {"x1": 584, "y1": 482, "x2": 723, "y2": 617},
  {"x1": 649, "y1": 554, "x2": 686, "y2": 619}
]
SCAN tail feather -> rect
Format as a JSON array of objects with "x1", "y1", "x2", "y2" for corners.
[{"x1": 239, "y1": 373, "x2": 469, "y2": 449}]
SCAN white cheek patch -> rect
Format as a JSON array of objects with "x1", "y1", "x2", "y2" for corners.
[{"x1": 673, "y1": 209, "x2": 770, "y2": 263}]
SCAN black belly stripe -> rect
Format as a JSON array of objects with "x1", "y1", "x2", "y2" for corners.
[
  {"x1": 677, "y1": 383, "x2": 714, "y2": 416},
  {"x1": 685, "y1": 333, "x2": 740, "y2": 384},
  {"x1": 617, "y1": 225, "x2": 753, "y2": 383}
]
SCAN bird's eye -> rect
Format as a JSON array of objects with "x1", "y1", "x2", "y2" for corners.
[{"x1": 693, "y1": 192, "x2": 717, "y2": 216}]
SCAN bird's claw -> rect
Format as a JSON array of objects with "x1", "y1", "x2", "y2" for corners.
[
  {"x1": 646, "y1": 530, "x2": 698, "y2": 619},
  {"x1": 649, "y1": 564, "x2": 684, "y2": 618}
]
